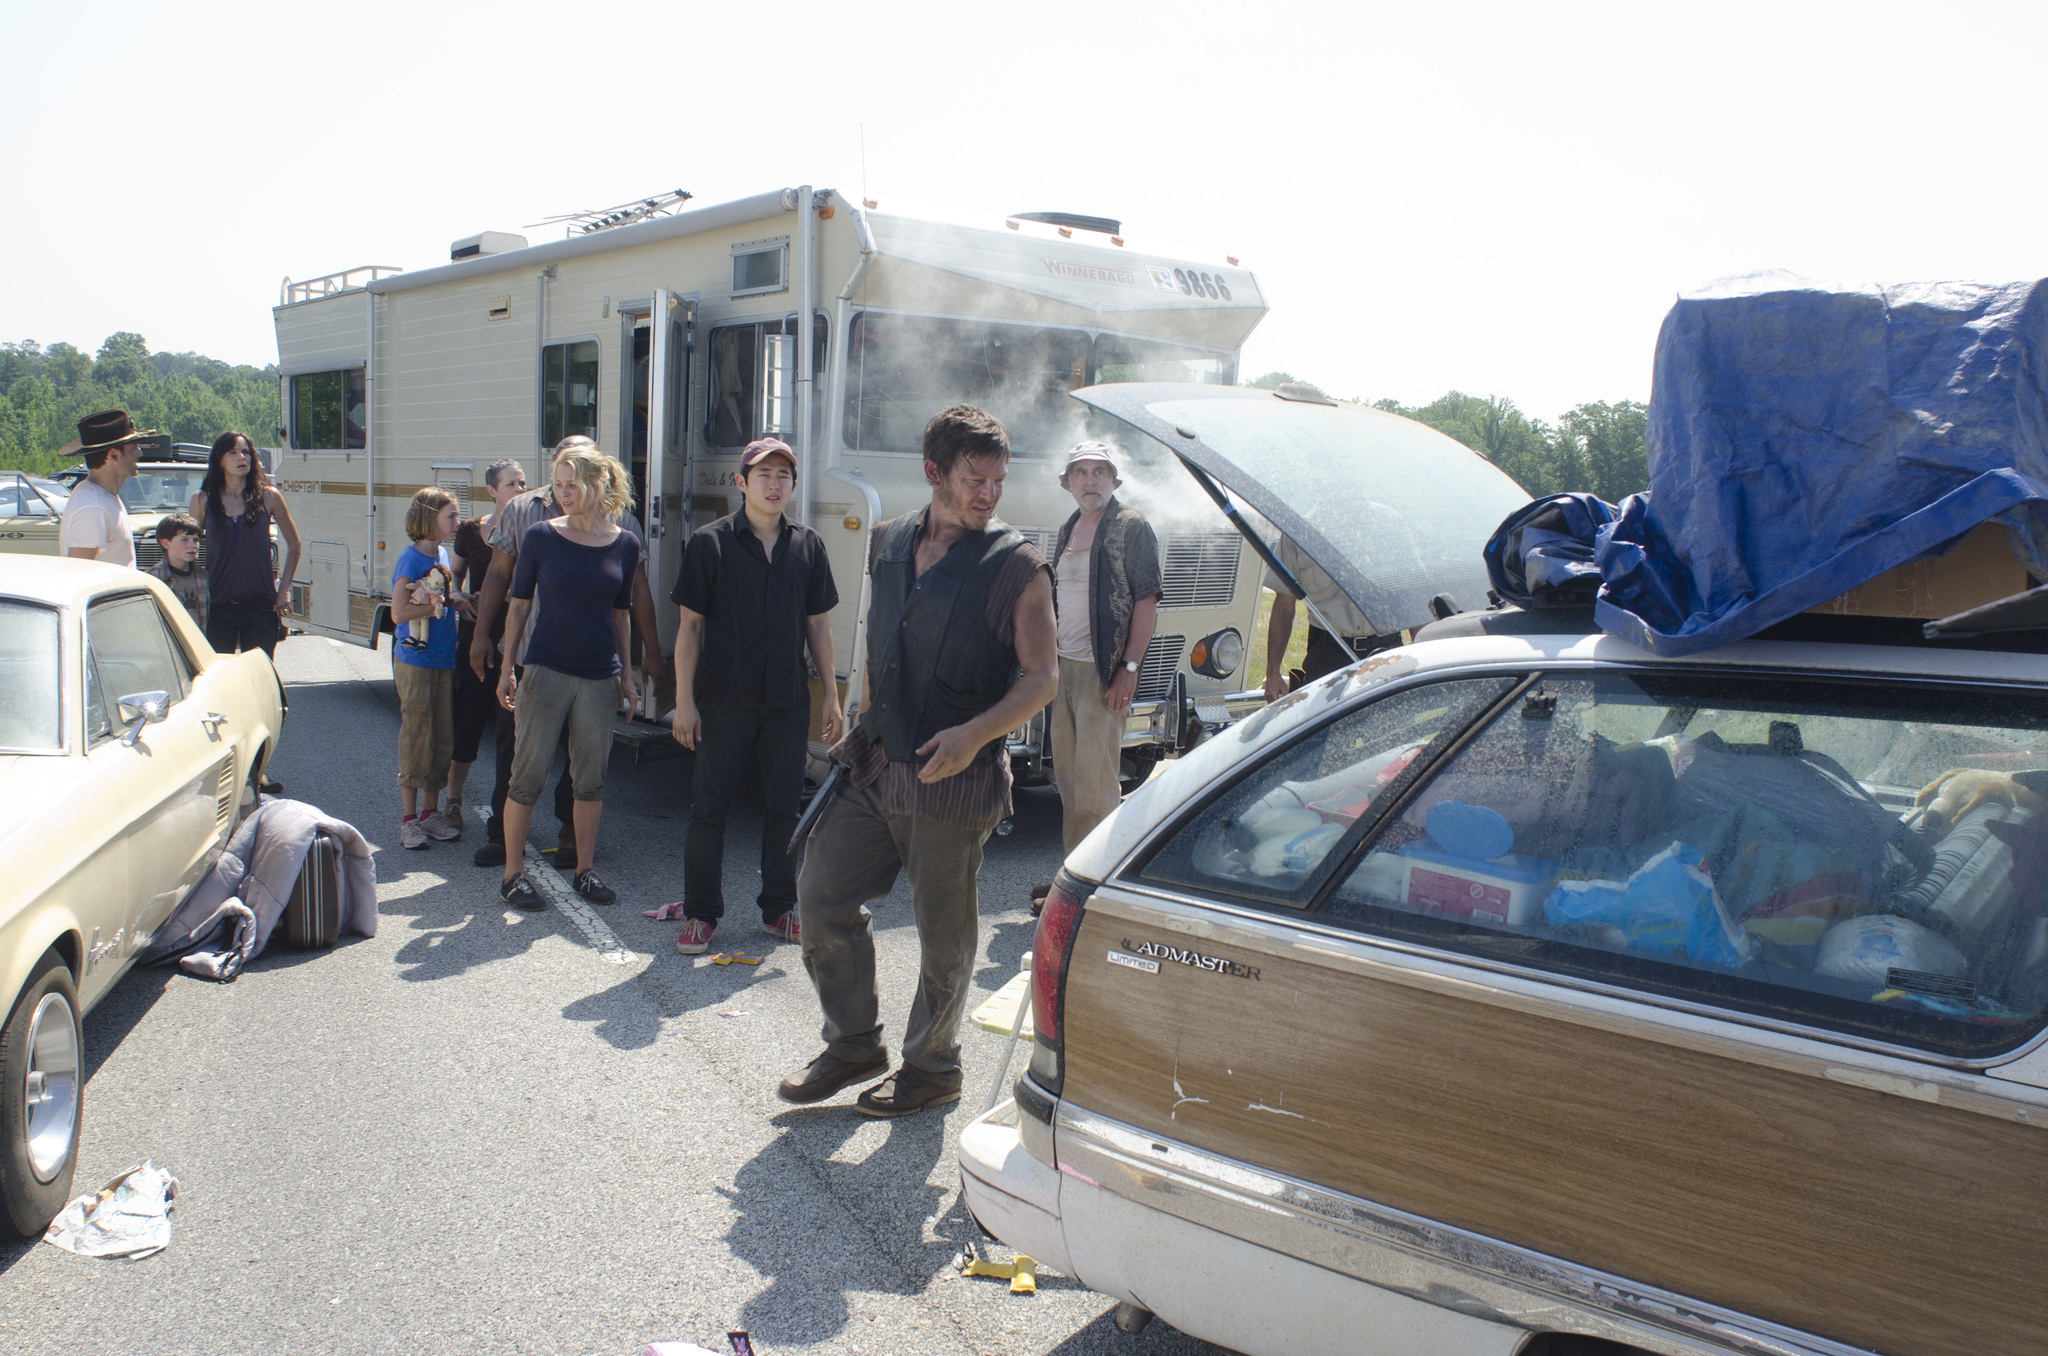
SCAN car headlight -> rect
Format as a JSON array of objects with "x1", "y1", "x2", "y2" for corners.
[{"x1": 1189, "y1": 627, "x2": 1243, "y2": 680}]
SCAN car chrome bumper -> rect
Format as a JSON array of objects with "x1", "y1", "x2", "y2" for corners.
[
  {"x1": 959, "y1": 1098, "x2": 1526, "y2": 1356},
  {"x1": 1118, "y1": 689, "x2": 1266, "y2": 748}
]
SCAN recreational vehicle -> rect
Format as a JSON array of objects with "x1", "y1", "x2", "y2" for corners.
[{"x1": 270, "y1": 187, "x2": 1271, "y2": 778}]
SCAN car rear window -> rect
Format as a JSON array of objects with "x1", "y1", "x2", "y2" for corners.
[
  {"x1": 1136, "y1": 677, "x2": 1517, "y2": 906},
  {"x1": 0, "y1": 601, "x2": 63, "y2": 751},
  {"x1": 1322, "y1": 671, "x2": 2048, "y2": 1059}
]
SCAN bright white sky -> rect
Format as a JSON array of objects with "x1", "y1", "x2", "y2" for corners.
[{"x1": 6, "y1": 0, "x2": 2045, "y2": 425}]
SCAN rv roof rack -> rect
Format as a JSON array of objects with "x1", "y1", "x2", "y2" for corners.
[{"x1": 281, "y1": 265, "x2": 405, "y2": 307}]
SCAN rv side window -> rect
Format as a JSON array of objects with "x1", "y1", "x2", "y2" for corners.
[
  {"x1": 705, "y1": 317, "x2": 827, "y2": 451},
  {"x1": 731, "y1": 242, "x2": 788, "y2": 298},
  {"x1": 541, "y1": 341, "x2": 600, "y2": 448},
  {"x1": 707, "y1": 325, "x2": 758, "y2": 449},
  {"x1": 290, "y1": 367, "x2": 367, "y2": 450}
]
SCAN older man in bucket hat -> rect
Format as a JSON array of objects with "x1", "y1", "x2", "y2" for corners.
[
  {"x1": 1038, "y1": 441, "x2": 1160, "y2": 898},
  {"x1": 61, "y1": 410, "x2": 154, "y2": 566}
]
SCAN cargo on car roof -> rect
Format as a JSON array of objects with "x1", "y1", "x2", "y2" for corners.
[{"x1": 1589, "y1": 273, "x2": 2048, "y2": 656}]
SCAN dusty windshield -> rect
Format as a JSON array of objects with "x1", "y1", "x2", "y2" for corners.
[
  {"x1": 843, "y1": 312, "x2": 1230, "y2": 456},
  {"x1": 1135, "y1": 394, "x2": 1532, "y2": 635}
]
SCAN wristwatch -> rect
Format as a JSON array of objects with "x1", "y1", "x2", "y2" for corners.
[{"x1": 1121, "y1": 658, "x2": 1141, "y2": 674}]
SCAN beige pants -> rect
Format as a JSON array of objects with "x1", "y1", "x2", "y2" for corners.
[{"x1": 1050, "y1": 655, "x2": 1125, "y2": 856}]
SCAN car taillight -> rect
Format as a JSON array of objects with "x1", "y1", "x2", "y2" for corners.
[{"x1": 1028, "y1": 869, "x2": 1089, "y2": 1094}]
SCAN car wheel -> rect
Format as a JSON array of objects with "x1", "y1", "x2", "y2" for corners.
[{"x1": 0, "y1": 951, "x2": 82, "y2": 1239}]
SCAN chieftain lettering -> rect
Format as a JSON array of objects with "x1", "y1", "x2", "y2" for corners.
[{"x1": 1120, "y1": 937, "x2": 1260, "y2": 981}]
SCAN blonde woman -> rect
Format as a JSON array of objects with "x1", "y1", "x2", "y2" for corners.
[{"x1": 494, "y1": 449, "x2": 641, "y2": 910}]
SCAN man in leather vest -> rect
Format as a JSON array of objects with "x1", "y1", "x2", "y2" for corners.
[{"x1": 778, "y1": 405, "x2": 1057, "y2": 1117}]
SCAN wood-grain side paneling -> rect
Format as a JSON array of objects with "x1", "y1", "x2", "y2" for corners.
[{"x1": 1062, "y1": 910, "x2": 2048, "y2": 1356}]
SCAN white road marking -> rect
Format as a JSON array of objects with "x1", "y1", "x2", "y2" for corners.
[{"x1": 524, "y1": 846, "x2": 631, "y2": 964}]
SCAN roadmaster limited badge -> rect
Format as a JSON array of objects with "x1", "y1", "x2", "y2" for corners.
[{"x1": 1119, "y1": 937, "x2": 1259, "y2": 981}]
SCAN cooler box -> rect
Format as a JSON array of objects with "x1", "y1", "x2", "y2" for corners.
[{"x1": 1398, "y1": 843, "x2": 1557, "y2": 925}]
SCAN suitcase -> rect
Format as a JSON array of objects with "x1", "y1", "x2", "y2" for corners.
[{"x1": 280, "y1": 832, "x2": 342, "y2": 949}]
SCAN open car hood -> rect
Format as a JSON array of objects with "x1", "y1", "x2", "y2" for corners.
[{"x1": 1070, "y1": 383, "x2": 1532, "y2": 637}]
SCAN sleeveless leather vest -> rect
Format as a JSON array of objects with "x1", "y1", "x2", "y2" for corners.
[{"x1": 860, "y1": 511, "x2": 1028, "y2": 763}]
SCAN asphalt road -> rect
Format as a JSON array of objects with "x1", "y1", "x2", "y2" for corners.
[{"x1": 0, "y1": 634, "x2": 1230, "y2": 1356}]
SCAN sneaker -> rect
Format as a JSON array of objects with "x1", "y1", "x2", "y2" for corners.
[
  {"x1": 472, "y1": 841, "x2": 506, "y2": 867},
  {"x1": 761, "y1": 911, "x2": 801, "y2": 943},
  {"x1": 499, "y1": 873, "x2": 545, "y2": 912},
  {"x1": 260, "y1": 775, "x2": 285, "y2": 795},
  {"x1": 674, "y1": 919, "x2": 716, "y2": 955},
  {"x1": 777, "y1": 1049, "x2": 890, "y2": 1105},
  {"x1": 573, "y1": 869, "x2": 616, "y2": 905},
  {"x1": 400, "y1": 817, "x2": 428, "y2": 850},
  {"x1": 419, "y1": 809, "x2": 462, "y2": 842},
  {"x1": 551, "y1": 836, "x2": 579, "y2": 873},
  {"x1": 1030, "y1": 882, "x2": 1052, "y2": 917},
  {"x1": 856, "y1": 1065, "x2": 964, "y2": 1118}
]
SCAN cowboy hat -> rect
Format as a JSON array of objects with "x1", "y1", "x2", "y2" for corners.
[{"x1": 76, "y1": 409, "x2": 157, "y2": 451}]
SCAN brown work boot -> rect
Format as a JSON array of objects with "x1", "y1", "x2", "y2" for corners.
[
  {"x1": 777, "y1": 1049, "x2": 890, "y2": 1105},
  {"x1": 856, "y1": 1065, "x2": 964, "y2": 1118}
]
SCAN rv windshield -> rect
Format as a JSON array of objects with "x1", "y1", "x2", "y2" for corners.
[{"x1": 844, "y1": 312, "x2": 1231, "y2": 457}]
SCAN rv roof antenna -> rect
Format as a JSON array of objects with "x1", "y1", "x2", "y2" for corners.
[{"x1": 526, "y1": 189, "x2": 694, "y2": 238}]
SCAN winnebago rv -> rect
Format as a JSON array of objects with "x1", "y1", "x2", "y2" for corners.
[{"x1": 271, "y1": 186, "x2": 1270, "y2": 779}]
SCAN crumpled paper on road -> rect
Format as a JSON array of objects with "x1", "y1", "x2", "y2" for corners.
[{"x1": 43, "y1": 1161, "x2": 179, "y2": 1259}]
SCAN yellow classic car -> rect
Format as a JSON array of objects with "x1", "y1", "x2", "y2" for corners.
[{"x1": 0, "y1": 557, "x2": 285, "y2": 1238}]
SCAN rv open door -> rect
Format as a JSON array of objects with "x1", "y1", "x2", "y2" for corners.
[
  {"x1": 644, "y1": 288, "x2": 695, "y2": 595},
  {"x1": 615, "y1": 287, "x2": 694, "y2": 753}
]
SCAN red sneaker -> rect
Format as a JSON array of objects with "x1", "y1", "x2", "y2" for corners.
[
  {"x1": 674, "y1": 919, "x2": 715, "y2": 955},
  {"x1": 761, "y1": 912, "x2": 801, "y2": 944}
]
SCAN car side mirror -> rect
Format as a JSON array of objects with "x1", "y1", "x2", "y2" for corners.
[{"x1": 117, "y1": 690, "x2": 170, "y2": 747}]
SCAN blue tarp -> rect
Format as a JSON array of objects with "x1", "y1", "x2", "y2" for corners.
[{"x1": 1592, "y1": 274, "x2": 2048, "y2": 655}]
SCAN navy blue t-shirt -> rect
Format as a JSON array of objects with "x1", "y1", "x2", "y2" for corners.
[{"x1": 510, "y1": 521, "x2": 641, "y2": 680}]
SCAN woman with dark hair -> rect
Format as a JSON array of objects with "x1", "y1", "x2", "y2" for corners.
[{"x1": 187, "y1": 431, "x2": 302, "y2": 660}]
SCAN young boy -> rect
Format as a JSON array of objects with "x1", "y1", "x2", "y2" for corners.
[
  {"x1": 146, "y1": 513, "x2": 208, "y2": 631},
  {"x1": 391, "y1": 487, "x2": 469, "y2": 850}
]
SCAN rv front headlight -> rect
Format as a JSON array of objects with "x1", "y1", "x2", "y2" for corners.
[{"x1": 1190, "y1": 628, "x2": 1243, "y2": 680}]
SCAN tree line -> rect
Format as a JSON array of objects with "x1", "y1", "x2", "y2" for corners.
[
  {"x1": 0, "y1": 336, "x2": 1646, "y2": 504},
  {"x1": 1248, "y1": 372, "x2": 1649, "y2": 503},
  {"x1": 0, "y1": 334, "x2": 282, "y2": 474}
]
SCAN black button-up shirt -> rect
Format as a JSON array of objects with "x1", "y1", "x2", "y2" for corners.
[{"x1": 673, "y1": 511, "x2": 839, "y2": 709}]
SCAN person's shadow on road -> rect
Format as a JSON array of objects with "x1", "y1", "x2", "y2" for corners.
[{"x1": 717, "y1": 1104, "x2": 951, "y2": 1343}]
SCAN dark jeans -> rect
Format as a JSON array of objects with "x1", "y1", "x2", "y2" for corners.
[
  {"x1": 452, "y1": 649, "x2": 499, "y2": 765},
  {"x1": 684, "y1": 702, "x2": 809, "y2": 923},
  {"x1": 207, "y1": 601, "x2": 281, "y2": 658},
  {"x1": 487, "y1": 665, "x2": 573, "y2": 843}
]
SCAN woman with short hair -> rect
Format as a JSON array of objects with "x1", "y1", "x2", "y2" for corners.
[
  {"x1": 187, "y1": 431, "x2": 302, "y2": 659},
  {"x1": 495, "y1": 448, "x2": 641, "y2": 910}
]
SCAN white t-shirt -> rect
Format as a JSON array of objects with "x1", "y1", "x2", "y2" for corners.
[
  {"x1": 1261, "y1": 536, "x2": 1371, "y2": 638},
  {"x1": 59, "y1": 480, "x2": 135, "y2": 568},
  {"x1": 1055, "y1": 546, "x2": 1093, "y2": 662}
]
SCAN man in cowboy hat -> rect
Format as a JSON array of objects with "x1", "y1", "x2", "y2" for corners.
[{"x1": 61, "y1": 409, "x2": 152, "y2": 567}]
